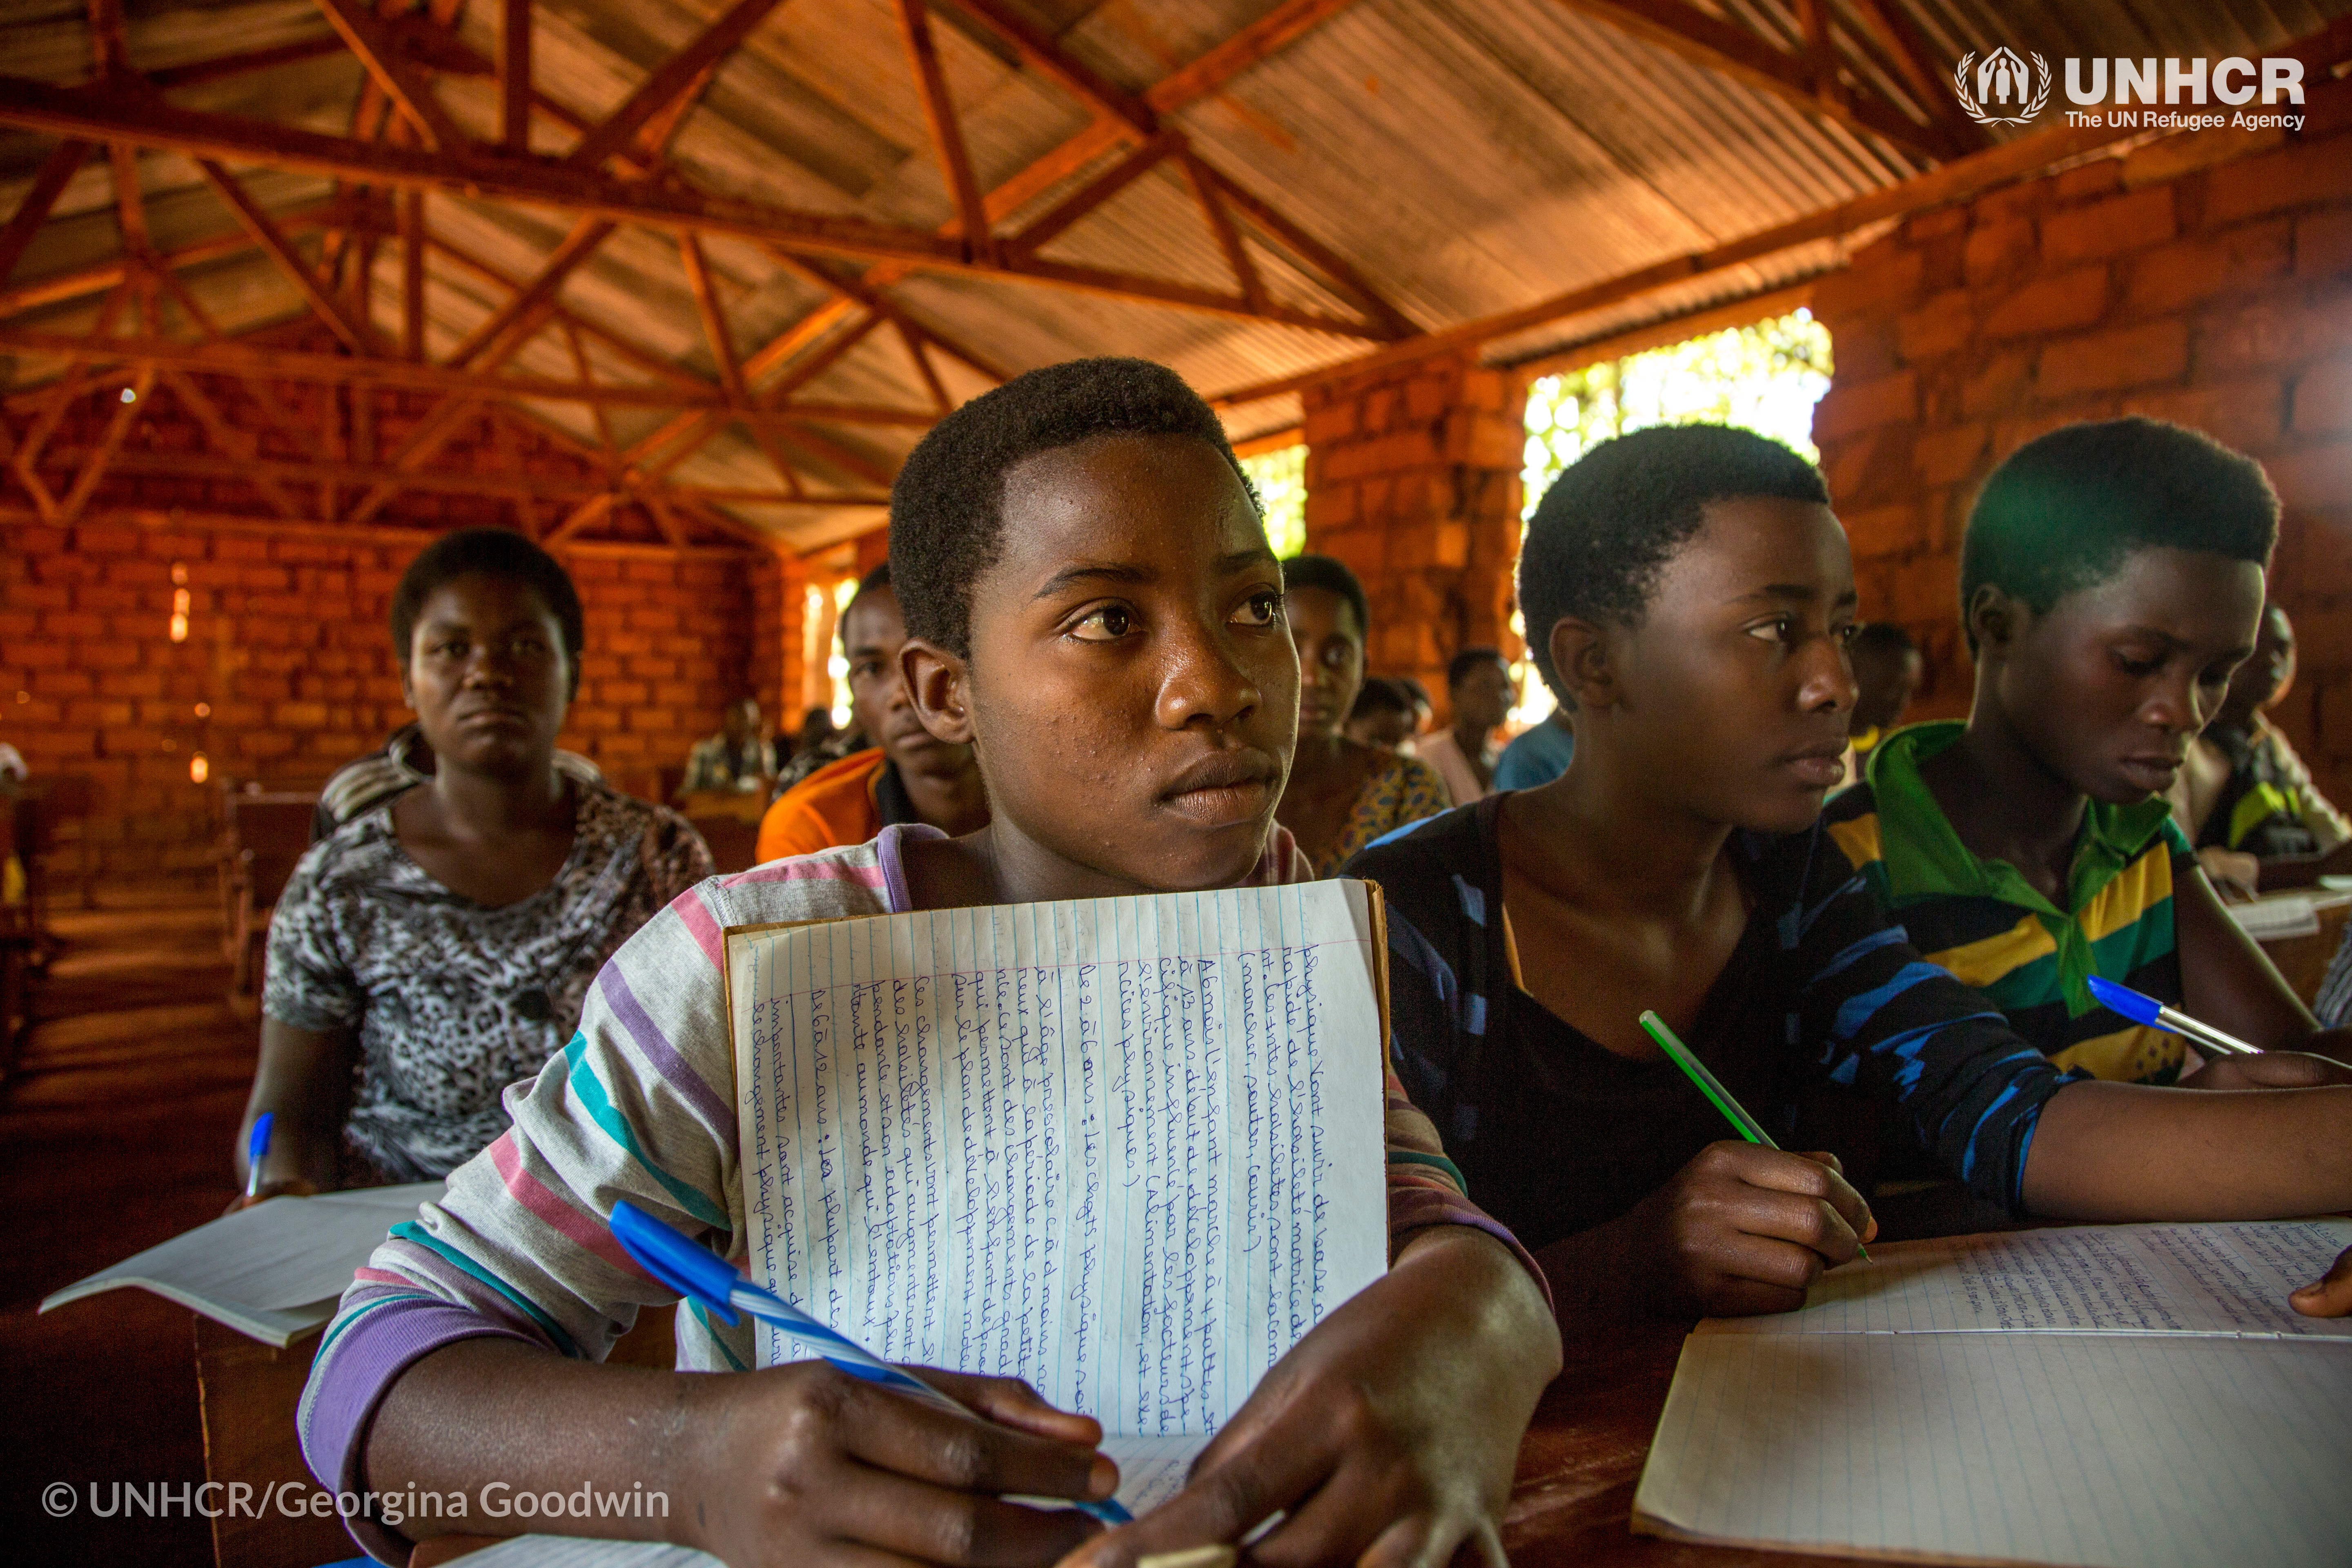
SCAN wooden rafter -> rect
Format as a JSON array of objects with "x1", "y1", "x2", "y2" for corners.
[
  {"x1": 1143, "y1": 0, "x2": 1365, "y2": 113},
  {"x1": 1005, "y1": 132, "x2": 1181, "y2": 256},
  {"x1": 154, "y1": 366, "x2": 303, "y2": 518},
  {"x1": 11, "y1": 283, "x2": 126, "y2": 519},
  {"x1": 0, "y1": 140, "x2": 92, "y2": 283},
  {"x1": 400, "y1": 189, "x2": 425, "y2": 357},
  {"x1": 86, "y1": 0, "x2": 129, "y2": 79},
  {"x1": 0, "y1": 74, "x2": 1396, "y2": 337},
  {"x1": 196, "y1": 160, "x2": 374, "y2": 354},
  {"x1": 312, "y1": 0, "x2": 468, "y2": 151},
  {"x1": 0, "y1": 328, "x2": 951, "y2": 425},
  {"x1": 501, "y1": 0, "x2": 532, "y2": 151},
  {"x1": 56, "y1": 363, "x2": 151, "y2": 523},
  {"x1": 1546, "y1": 0, "x2": 1963, "y2": 160},
  {"x1": 677, "y1": 234, "x2": 745, "y2": 398},
  {"x1": 896, "y1": 321, "x2": 951, "y2": 414},
  {"x1": 895, "y1": 0, "x2": 992, "y2": 257},
  {"x1": 564, "y1": 0, "x2": 787, "y2": 169},
  {"x1": 1182, "y1": 152, "x2": 1262, "y2": 312}
]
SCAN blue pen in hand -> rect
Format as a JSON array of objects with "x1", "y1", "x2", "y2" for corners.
[
  {"x1": 244, "y1": 1111, "x2": 275, "y2": 1201},
  {"x1": 2086, "y1": 976, "x2": 2261, "y2": 1059},
  {"x1": 607, "y1": 1200, "x2": 1133, "y2": 1527}
]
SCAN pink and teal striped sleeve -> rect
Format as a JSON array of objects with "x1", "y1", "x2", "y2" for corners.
[{"x1": 298, "y1": 827, "x2": 1544, "y2": 1562}]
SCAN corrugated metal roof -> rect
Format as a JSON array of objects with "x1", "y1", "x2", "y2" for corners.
[{"x1": 2, "y1": 0, "x2": 2345, "y2": 546}]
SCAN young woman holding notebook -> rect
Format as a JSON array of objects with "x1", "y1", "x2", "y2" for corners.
[
  {"x1": 1348, "y1": 423, "x2": 2352, "y2": 1324},
  {"x1": 301, "y1": 360, "x2": 1560, "y2": 1568}
]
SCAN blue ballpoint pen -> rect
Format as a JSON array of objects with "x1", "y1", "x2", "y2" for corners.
[
  {"x1": 244, "y1": 1111, "x2": 275, "y2": 1200},
  {"x1": 2086, "y1": 975, "x2": 2260, "y2": 1058},
  {"x1": 608, "y1": 1200, "x2": 1133, "y2": 1527}
]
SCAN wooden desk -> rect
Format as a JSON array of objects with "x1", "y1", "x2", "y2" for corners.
[
  {"x1": 411, "y1": 1316, "x2": 1867, "y2": 1568},
  {"x1": 1503, "y1": 1316, "x2": 1856, "y2": 1566}
]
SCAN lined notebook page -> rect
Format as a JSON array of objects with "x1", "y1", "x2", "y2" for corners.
[
  {"x1": 1637, "y1": 1333, "x2": 2352, "y2": 1568},
  {"x1": 1704, "y1": 1218, "x2": 2352, "y2": 1340},
  {"x1": 729, "y1": 881, "x2": 1388, "y2": 1458}
]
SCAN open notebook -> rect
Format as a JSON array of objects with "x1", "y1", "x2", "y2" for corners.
[
  {"x1": 39, "y1": 1183, "x2": 442, "y2": 1346},
  {"x1": 1634, "y1": 1218, "x2": 2352, "y2": 1568},
  {"x1": 725, "y1": 880, "x2": 1392, "y2": 1514}
]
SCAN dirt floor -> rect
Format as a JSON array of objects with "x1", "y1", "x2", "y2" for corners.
[{"x1": 2, "y1": 894, "x2": 263, "y2": 1564}]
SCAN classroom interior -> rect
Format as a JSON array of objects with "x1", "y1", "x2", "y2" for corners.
[{"x1": 4, "y1": 2, "x2": 2352, "y2": 1566}]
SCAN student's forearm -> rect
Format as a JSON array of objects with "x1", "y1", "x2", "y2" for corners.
[
  {"x1": 237, "y1": 1022, "x2": 357, "y2": 1192},
  {"x1": 363, "y1": 1337, "x2": 703, "y2": 1546},
  {"x1": 2021, "y1": 1080, "x2": 2352, "y2": 1220}
]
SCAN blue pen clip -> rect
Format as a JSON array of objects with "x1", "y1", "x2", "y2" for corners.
[
  {"x1": 608, "y1": 1200, "x2": 1133, "y2": 1526},
  {"x1": 244, "y1": 1111, "x2": 274, "y2": 1200}
]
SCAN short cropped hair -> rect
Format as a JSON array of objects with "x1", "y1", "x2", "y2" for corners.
[
  {"x1": 390, "y1": 527, "x2": 584, "y2": 682},
  {"x1": 889, "y1": 358, "x2": 1256, "y2": 659},
  {"x1": 1350, "y1": 677, "x2": 1412, "y2": 720},
  {"x1": 1282, "y1": 553, "x2": 1368, "y2": 636},
  {"x1": 840, "y1": 562, "x2": 892, "y2": 651},
  {"x1": 1962, "y1": 417, "x2": 2277, "y2": 650},
  {"x1": 1518, "y1": 424, "x2": 1828, "y2": 700},
  {"x1": 1447, "y1": 646, "x2": 1506, "y2": 690},
  {"x1": 1851, "y1": 622, "x2": 1918, "y2": 659}
]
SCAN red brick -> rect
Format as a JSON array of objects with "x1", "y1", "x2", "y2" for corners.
[
  {"x1": 2042, "y1": 187, "x2": 2175, "y2": 263},
  {"x1": 2296, "y1": 361, "x2": 2352, "y2": 433},
  {"x1": 1813, "y1": 247, "x2": 1926, "y2": 316},
  {"x1": 1813, "y1": 371, "x2": 1918, "y2": 439},
  {"x1": 1963, "y1": 218, "x2": 2036, "y2": 283},
  {"x1": 1982, "y1": 266, "x2": 2111, "y2": 338},
  {"x1": 2196, "y1": 299, "x2": 2352, "y2": 376},
  {"x1": 1895, "y1": 290, "x2": 1973, "y2": 360},
  {"x1": 2037, "y1": 319, "x2": 2191, "y2": 399},
  {"x1": 2300, "y1": 209, "x2": 2352, "y2": 278},
  {"x1": 2124, "y1": 376, "x2": 2286, "y2": 456},
  {"x1": 2053, "y1": 160, "x2": 2125, "y2": 202},
  {"x1": 1842, "y1": 504, "x2": 1929, "y2": 559},
  {"x1": 2264, "y1": 443, "x2": 2352, "y2": 511},
  {"x1": 2202, "y1": 138, "x2": 2352, "y2": 227},
  {"x1": 1903, "y1": 206, "x2": 1968, "y2": 242},
  {"x1": 2120, "y1": 220, "x2": 2292, "y2": 315},
  {"x1": 1912, "y1": 423, "x2": 1991, "y2": 486}
]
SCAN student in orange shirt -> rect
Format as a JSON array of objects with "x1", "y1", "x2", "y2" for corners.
[{"x1": 755, "y1": 563, "x2": 989, "y2": 862}]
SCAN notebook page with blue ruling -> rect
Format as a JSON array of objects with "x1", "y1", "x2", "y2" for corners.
[
  {"x1": 726, "y1": 880, "x2": 1391, "y2": 1512},
  {"x1": 1635, "y1": 1220, "x2": 2352, "y2": 1567}
]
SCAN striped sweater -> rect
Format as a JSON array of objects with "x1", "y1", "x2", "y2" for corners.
[
  {"x1": 1825, "y1": 722, "x2": 2194, "y2": 1084},
  {"x1": 299, "y1": 824, "x2": 1539, "y2": 1562}
]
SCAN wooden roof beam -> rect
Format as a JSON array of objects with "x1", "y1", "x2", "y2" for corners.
[
  {"x1": 501, "y1": 0, "x2": 532, "y2": 151},
  {"x1": 1143, "y1": 0, "x2": 1365, "y2": 113},
  {"x1": 0, "y1": 140, "x2": 93, "y2": 284},
  {"x1": 563, "y1": 0, "x2": 788, "y2": 169},
  {"x1": 195, "y1": 160, "x2": 375, "y2": 354},
  {"x1": 0, "y1": 77, "x2": 1393, "y2": 335},
  {"x1": 312, "y1": 0, "x2": 470, "y2": 151},
  {"x1": 896, "y1": 0, "x2": 993, "y2": 258},
  {"x1": 1546, "y1": 0, "x2": 1965, "y2": 162}
]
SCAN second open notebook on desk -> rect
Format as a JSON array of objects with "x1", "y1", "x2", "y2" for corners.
[
  {"x1": 726, "y1": 880, "x2": 1392, "y2": 1513},
  {"x1": 1636, "y1": 1219, "x2": 2352, "y2": 1568}
]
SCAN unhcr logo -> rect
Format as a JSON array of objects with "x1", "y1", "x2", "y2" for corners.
[
  {"x1": 1953, "y1": 47, "x2": 2310, "y2": 133},
  {"x1": 1954, "y1": 47, "x2": 2051, "y2": 127}
]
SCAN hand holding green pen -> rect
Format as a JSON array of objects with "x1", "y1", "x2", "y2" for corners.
[{"x1": 1638, "y1": 1010, "x2": 1869, "y2": 1262}]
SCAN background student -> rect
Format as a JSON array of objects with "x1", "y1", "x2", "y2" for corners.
[
  {"x1": 2174, "y1": 602, "x2": 2350, "y2": 896},
  {"x1": 237, "y1": 529, "x2": 710, "y2": 1196},
  {"x1": 1415, "y1": 647, "x2": 1516, "y2": 804},
  {"x1": 302, "y1": 360, "x2": 1559, "y2": 1568},
  {"x1": 1343, "y1": 675, "x2": 1420, "y2": 751},
  {"x1": 755, "y1": 563, "x2": 988, "y2": 862},
  {"x1": 1493, "y1": 705, "x2": 1574, "y2": 792},
  {"x1": 1350, "y1": 424, "x2": 2352, "y2": 1323},
  {"x1": 1827, "y1": 420, "x2": 2352, "y2": 1085},
  {"x1": 1274, "y1": 554, "x2": 1451, "y2": 875}
]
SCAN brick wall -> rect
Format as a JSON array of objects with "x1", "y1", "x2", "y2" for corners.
[
  {"x1": 0, "y1": 517, "x2": 776, "y2": 893},
  {"x1": 1813, "y1": 90, "x2": 2352, "y2": 799},
  {"x1": 1298, "y1": 352, "x2": 1529, "y2": 715}
]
